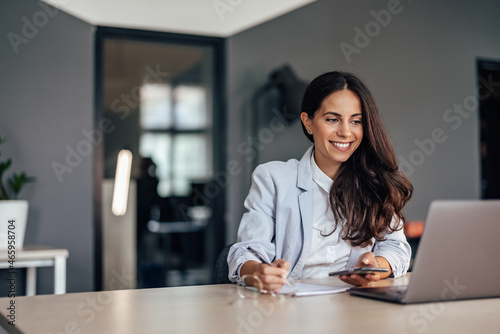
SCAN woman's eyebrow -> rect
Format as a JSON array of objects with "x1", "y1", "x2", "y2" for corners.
[{"x1": 322, "y1": 111, "x2": 362, "y2": 117}]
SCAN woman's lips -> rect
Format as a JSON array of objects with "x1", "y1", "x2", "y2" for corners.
[{"x1": 331, "y1": 141, "x2": 352, "y2": 151}]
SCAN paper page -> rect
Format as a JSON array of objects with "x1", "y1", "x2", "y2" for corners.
[{"x1": 278, "y1": 283, "x2": 349, "y2": 297}]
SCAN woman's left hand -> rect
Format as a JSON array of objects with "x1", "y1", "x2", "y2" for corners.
[{"x1": 339, "y1": 252, "x2": 385, "y2": 286}]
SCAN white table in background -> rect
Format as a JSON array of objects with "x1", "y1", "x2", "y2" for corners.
[{"x1": 0, "y1": 245, "x2": 68, "y2": 296}]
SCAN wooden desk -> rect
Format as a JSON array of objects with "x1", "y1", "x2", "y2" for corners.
[
  {"x1": 0, "y1": 245, "x2": 68, "y2": 296},
  {"x1": 0, "y1": 275, "x2": 498, "y2": 333}
]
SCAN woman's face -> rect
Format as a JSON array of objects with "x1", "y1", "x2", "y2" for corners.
[{"x1": 301, "y1": 89, "x2": 363, "y2": 179}]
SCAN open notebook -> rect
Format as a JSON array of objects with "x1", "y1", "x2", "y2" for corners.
[{"x1": 278, "y1": 283, "x2": 348, "y2": 297}]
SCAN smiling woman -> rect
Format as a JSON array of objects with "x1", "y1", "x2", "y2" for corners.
[
  {"x1": 228, "y1": 71, "x2": 413, "y2": 291},
  {"x1": 299, "y1": 71, "x2": 413, "y2": 248}
]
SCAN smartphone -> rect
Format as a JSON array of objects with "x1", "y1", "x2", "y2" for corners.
[{"x1": 328, "y1": 267, "x2": 388, "y2": 276}]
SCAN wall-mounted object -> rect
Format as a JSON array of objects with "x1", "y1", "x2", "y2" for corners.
[{"x1": 267, "y1": 65, "x2": 308, "y2": 125}]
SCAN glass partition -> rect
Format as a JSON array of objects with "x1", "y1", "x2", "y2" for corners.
[{"x1": 95, "y1": 28, "x2": 225, "y2": 290}]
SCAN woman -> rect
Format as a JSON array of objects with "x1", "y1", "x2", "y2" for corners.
[{"x1": 227, "y1": 71, "x2": 413, "y2": 291}]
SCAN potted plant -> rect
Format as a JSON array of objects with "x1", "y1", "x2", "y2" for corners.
[{"x1": 0, "y1": 134, "x2": 35, "y2": 249}]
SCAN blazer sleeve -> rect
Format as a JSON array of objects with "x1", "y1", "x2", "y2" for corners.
[
  {"x1": 227, "y1": 164, "x2": 277, "y2": 283},
  {"x1": 372, "y1": 217, "x2": 412, "y2": 278}
]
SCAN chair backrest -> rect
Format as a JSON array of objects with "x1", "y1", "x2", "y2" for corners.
[{"x1": 213, "y1": 244, "x2": 233, "y2": 284}]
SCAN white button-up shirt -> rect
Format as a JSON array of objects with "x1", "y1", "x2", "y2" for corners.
[{"x1": 302, "y1": 152, "x2": 351, "y2": 278}]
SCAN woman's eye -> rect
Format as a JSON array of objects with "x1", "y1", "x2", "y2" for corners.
[
  {"x1": 326, "y1": 118, "x2": 338, "y2": 123},
  {"x1": 352, "y1": 119, "x2": 362, "y2": 125}
]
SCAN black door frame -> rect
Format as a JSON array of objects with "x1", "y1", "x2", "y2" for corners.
[
  {"x1": 94, "y1": 26, "x2": 226, "y2": 290},
  {"x1": 477, "y1": 58, "x2": 500, "y2": 199}
]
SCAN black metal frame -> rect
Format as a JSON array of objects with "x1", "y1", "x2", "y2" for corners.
[
  {"x1": 477, "y1": 57, "x2": 500, "y2": 199},
  {"x1": 94, "y1": 26, "x2": 226, "y2": 290}
]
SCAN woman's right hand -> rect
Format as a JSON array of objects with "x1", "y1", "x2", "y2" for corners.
[{"x1": 240, "y1": 259, "x2": 291, "y2": 292}]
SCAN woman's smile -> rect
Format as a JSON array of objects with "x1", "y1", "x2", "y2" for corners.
[{"x1": 331, "y1": 141, "x2": 353, "y2": 151}]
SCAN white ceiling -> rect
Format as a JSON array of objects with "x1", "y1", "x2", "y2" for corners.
[{"x1": 42, "y1": 0, "x2": 316, "y2": 37}]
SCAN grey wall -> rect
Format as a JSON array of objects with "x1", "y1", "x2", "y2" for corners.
[
  {"x1": 226, "y1": 0, "x2": 500, "y2": 241},
  {"x1": 0, "y1": 1, "x2": 94, "y2": 293}
]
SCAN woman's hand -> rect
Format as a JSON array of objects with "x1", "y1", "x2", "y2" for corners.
[
  {"x1": 240, "y1": 259, "x2": 291, "y2": 292},
  {"x1": 339, "y1": 252, "x2": 392, "y2": 286}
]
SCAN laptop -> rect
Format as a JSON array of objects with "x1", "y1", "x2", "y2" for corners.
[{"x1": 348, "y1": 200, "x2": 500, "y2": 304}]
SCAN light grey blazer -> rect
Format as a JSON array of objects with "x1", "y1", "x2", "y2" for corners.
[{"x1": 227, "y1": 146, "x2": 411, "y2": 282}]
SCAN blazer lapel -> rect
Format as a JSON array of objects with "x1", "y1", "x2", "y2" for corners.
[{"x1": 291, "y1": 146, "x2": 314, "y2": 277}]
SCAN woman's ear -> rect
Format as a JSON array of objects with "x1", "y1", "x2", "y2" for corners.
[{"x1": 300, "y1": 112, "x2": 311, "y2": 134}]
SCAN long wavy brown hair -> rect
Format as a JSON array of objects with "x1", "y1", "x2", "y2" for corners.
[{"x1": 300, "y1": 71, "x2": 413, "y2": 247}]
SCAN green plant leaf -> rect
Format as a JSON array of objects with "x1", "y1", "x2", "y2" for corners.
[
  {"x1": 0, "y1": 159, "x2": 12, "y2": 174},
  {"x1": 8, "y1": 172, "x2": 36, "y2": 199},
  {"x1": 0, "y1": 134, "x2": 35, "y2": 200}
]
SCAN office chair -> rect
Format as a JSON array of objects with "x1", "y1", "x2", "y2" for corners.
[{"x1": 213, "y1": 244, "x2": 234, "y2": 284}]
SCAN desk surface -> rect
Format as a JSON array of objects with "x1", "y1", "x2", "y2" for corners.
[
  {"x1": 0, "y1": 275, "x2": 499, "y2": 334},
  {"x1": 0, "y1": 245, "x2": 68, "y2": 262}
]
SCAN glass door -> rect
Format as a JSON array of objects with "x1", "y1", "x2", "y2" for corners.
[{"x1": 95, "y1": 27, "x2": 225, "y2": 290}]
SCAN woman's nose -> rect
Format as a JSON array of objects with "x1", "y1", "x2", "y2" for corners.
[{"x1": 337, "y1": 121, "x2": 351, "y2": 137}]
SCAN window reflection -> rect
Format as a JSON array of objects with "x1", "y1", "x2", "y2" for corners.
[
  {"x1": 138, "y1": 133, "x2": 211, "y2": 197},
  {"x1": 172, "y1": 134, "x2": 212, "y2": 195},
  {"x1": 173, "y1": 85, "x2": 209, "y2": 130},
  {"x1": 139, "y1": 133, "x2": 172, "y2": 197},
  {"x1": 139, "y1": 83, "x2": 212, "y2": 198},
  {"x1": 140, "y1": 84, "x2": 172, "y2": 129}
]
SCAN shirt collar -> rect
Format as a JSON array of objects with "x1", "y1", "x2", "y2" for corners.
[{"x1": 310, "y1": 150, "x2": 333, "y2": 193}]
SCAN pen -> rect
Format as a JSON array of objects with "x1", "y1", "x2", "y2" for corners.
[{"x1": 246, "y1": 246, "x2": 292, "y2": 286}]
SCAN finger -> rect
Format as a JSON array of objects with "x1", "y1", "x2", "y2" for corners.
[
  {"x1": 273, "y1": 259, "x2": 291, "y2": 271},
  {"x1": 260, "y1": 271, "x2": 288, "y2": 283},
  {"x1": 339, "y1": 274, "x2": 371, "y2": 286},
  {"x1": 255, "y1": 265, "x2": 289, "y2": 286},
  {"x1": 360, "y1": 252, "x2": 376, "y2": 266},
  {"x1": 247, "y1": 277, "x2": 283, "y2": 293},
  {"x1": 259, "y1": 264, "x2": 288, "y2": 277},
  {"x1": 246, "y1": 272, "x2": 286, "y2": 291},
  {"x1": 262, "y1": 277, "x2": 289, "y2": 292},
  {"x1": 272, "y1": 259, "x2": 291, "y2": 277},
  {"x1": 259, "y1": 264, "x2": 288, "y2": 280},
  {"x1": 349, "y1": 274, "x2": 371, "y2": 284},
  {"x1": 363, "y1": 273, "x2": 381, "y2": 282},
  {"x1": 339, "y1": 275, "x2": 357, "y2": 285}
]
